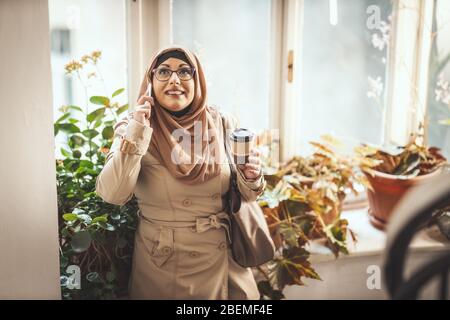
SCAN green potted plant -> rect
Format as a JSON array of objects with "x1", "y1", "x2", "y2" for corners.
[
  {"x1": 56, "y1": 51, "x2": 137, "y2": 299},
  {"x1": 254, "y1": 134, "x2": 364, "y2": 300}
]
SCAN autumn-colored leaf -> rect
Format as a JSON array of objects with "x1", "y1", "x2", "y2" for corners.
[{"x1": 274, "y1": 247, "x2": 321, "y2": 290}]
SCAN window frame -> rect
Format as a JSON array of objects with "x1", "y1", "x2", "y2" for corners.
[
  {"x1": 384, "y1": 0, "x2": 435, "y2": 147},
  {"x1": 126, "y1": 0, "x2": 172, "y2": 105},
  {"x1": 129, "y1": 0, "x2": 436, "y2": 160}
]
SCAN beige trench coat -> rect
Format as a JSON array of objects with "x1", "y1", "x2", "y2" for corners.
[{"x1": 96, "y1": 108, "x2": 266, "y2": 300}]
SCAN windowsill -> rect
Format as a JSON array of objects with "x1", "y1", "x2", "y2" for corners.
[{"x1": 306, "y1": 207, "x2": 450, "y2": 264}]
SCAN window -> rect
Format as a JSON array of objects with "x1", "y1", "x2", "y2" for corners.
[
  {"x1": 48, "y1": 0, "x2": 128, "y2": 154},
  {"x1": 294, "y1": 0, "x2": 393, "y2": 155},
  {"x1": 427, "y1": 0, "x2": 450, "y2": 159},
  {"x1": 172, "y1": 0, "x2": 272, "y2": 134}
]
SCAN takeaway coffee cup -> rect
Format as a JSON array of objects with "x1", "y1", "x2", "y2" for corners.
[{"x1": 229, "y1": 128, "x2": 254, "y2": 165}]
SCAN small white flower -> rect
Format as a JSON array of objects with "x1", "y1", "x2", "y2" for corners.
[
  {"x1": 435, "y1": 74, "x2": 450, "y2": 106},
  {"x1": 367, "y1": 76, "x2": 383, "y2": 99}
]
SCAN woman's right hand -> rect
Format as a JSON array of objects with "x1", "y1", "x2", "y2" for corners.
[{"x1": 134, "y1": 94, "x2": 154, "y2": 127}]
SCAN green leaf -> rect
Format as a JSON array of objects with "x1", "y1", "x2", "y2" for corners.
[
  {"x1": 58, "y1": 123, "x2": 81, "y2": 134},
  {"x1": 60, "y1": 148, "x2": 71, "y2": 158},
  {"x1": 112, "y1": 88, "x2": 125, "y2": 98},
  {"x1": 116, "y1": 104, "x2": 129, "y2": 115},
  {"x1": 56, "y1": 113, "x2": 71, "y2": 123},
  {"x1": 62, "y1": 213, "x2": 78, "y2": 221},
  {"x1": 68, "y1": 105, "x2": 83, "y2": 113},
  {"x1": 79, "y1": 160, "x2": 94, "y2": 169},
  {"x1": 69, "y1": 135, "x2": 85, "y2": 147},
  {"x1": 86, "y1": 108, "x2": 105, "y2": 122},
  {"x1": 72, "y1": 207, "x2": 85, "y2": 215},
  {"x1": 111, "y1": 212, "x2": 121, "y2": 220},
  {"x1": 93, "y1": 118, "x2": 102, "y2": 129},
  {"x1": 82, "y1": 129, "x2": 99, "y2": 139},
  {"x1": 98, "y1": 222, "x2": 116, "y2": 231},
  {"x1": 102, "y1": 126, "x2": 114, "y2": 139},
  {"x1": 92, "y1": 214, "x2": 108, "y2": 224},
  {"x1": 90, "y1": 96, "x2": 110, "y2": 106},
  {"x1": 77, "y1": 214, "x2": 92, "y2": 224},
  {"x1": 68, "y1": 118, "x2": 79, "y2": 124},
  {"x1": 72, "y1": 150, "x2": 82, "y2": 159},
  {"x1": 88, "y1": 141, "x2": 99, "y2": 149},
  {"x1": 70, "y1": 230, "x2": 92, "y2": 253}
]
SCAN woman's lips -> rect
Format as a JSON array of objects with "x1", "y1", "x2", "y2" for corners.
[
  {"x1": 166, "y1": 91, "x2": 184, "y2": 99},
  {"x1": 165, "y1": 90, "x2": 184, "y2": 96}
]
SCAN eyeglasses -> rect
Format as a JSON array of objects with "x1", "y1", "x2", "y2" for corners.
[{"x1": 151, "y1": 67, "x2": 196, "y2": 81}]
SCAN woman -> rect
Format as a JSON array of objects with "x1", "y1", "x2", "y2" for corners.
[{"x1": 96, "y1": 46, "x2": 266, "y2": 300}]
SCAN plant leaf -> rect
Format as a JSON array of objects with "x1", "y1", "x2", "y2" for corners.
[
  {"x1": 112, "y1": 88, "x2": 125, "y2": 98},
  {"x1": 86, "y1": 108, "x2": 105, "y2": 122},
  {"x1": 116, "y1": 104, "x2": 129, "y2": 115},
  {"x1": 82, "y1": 129, "x2": 99, "y2": 139},
  {"x1": 70, "y1": 230, "x2": 92, "y2": 253},
  {"x1": 62, "y1": 213, "x2": 78, "y2": 221},
  {"x1": 90, "y1": 96, "x2": 110, "y2": 106},
  {"x1": 57, "y1": 123, "x2": 81, "y2": 134},
  {"x1": 68, "y1": 105, "x2": 83, "y2": 113},
  {"x1": 56, "y1": 113, "x2": 71, "y2": 123},
  {"x1": 102, "y1": 126, "x2": 114, "y2": 139}
]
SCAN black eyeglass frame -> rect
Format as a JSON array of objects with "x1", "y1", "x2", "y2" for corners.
[{"x1": 150, "y1": 67, "x2": 196, "y2": 81}]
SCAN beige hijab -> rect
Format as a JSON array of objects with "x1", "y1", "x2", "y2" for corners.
[{"x1": 135, "y1": 46, "x2": 223, "y2": 185}]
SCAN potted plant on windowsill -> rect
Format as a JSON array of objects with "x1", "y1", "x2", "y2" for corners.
[
  {"x1": 254, "y1": 134, "x2": 365, "y2": 300},
  {"x1": 355, "y1": 131, "x2": 448, "y2": 230}
]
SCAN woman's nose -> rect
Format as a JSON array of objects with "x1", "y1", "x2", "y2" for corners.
[{"x1": 169, "y1": 72, "x2": 181, "y2": 85}]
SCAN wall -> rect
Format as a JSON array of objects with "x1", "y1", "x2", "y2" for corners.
[{"x1": 0, "y1": 0, "x2": 61, "y2": 299}]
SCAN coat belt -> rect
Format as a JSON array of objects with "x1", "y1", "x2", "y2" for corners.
[{"x1": 138, "y1": 212, "x2": 232, "y2": 244}]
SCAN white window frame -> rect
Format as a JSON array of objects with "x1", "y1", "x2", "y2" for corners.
[
  {"x1": 384, "y1": 0, "x2": 435, "y2": 147},
  {"x1": 127, "y1": 0, "x2": 436, "y2": 162},
  {"x1": 278, "y1": 0, "x2": 303, "y2": 162},
  {"x1": 129, "y1": 0, "x2": 286, "y2": 162},
  {"x1": 126, "y1": 0, "x2": 172, "y2": 105}
]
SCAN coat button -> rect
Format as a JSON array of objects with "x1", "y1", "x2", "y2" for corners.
[
  {"x1": 182, "y1": 198, "x2": 192, "y2": 207},
  {"x1": 161, "y1": 246, "x2": 172, "y2": 255},
  {"x1": 189, "y1": 251, "x2": 199, "y2": 258},
  {"x1": 218, "y1": 242, "x2": 227, "y2": 250},
  {"x1": 211, "y1": 193, "x2": 220, "y2": 200}
]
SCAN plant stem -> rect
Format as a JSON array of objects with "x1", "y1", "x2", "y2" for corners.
[{"x1": 76, "y1": 70, "x2": 93, "y2": 161}]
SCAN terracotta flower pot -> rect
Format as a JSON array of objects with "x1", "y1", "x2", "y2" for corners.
[{"x1": 364, "y1": 168, "x2": 442, "y2": 230}]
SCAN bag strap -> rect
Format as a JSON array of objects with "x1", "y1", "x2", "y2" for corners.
[
  {"x1": 219, "y1": 113, "x2": 242, "y2": 213},
  {"x1": 220, "y1": 113, "x2": 237, "y2": 178}
]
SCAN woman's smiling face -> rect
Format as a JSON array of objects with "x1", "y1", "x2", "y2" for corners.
[{"x1": 152, "y1": 57, "x2": 195, "y2": 112}]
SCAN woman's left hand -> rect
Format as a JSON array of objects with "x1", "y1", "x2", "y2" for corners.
[{"x1": 238, "y1": 149, "x2": 262, "y2": 180}]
